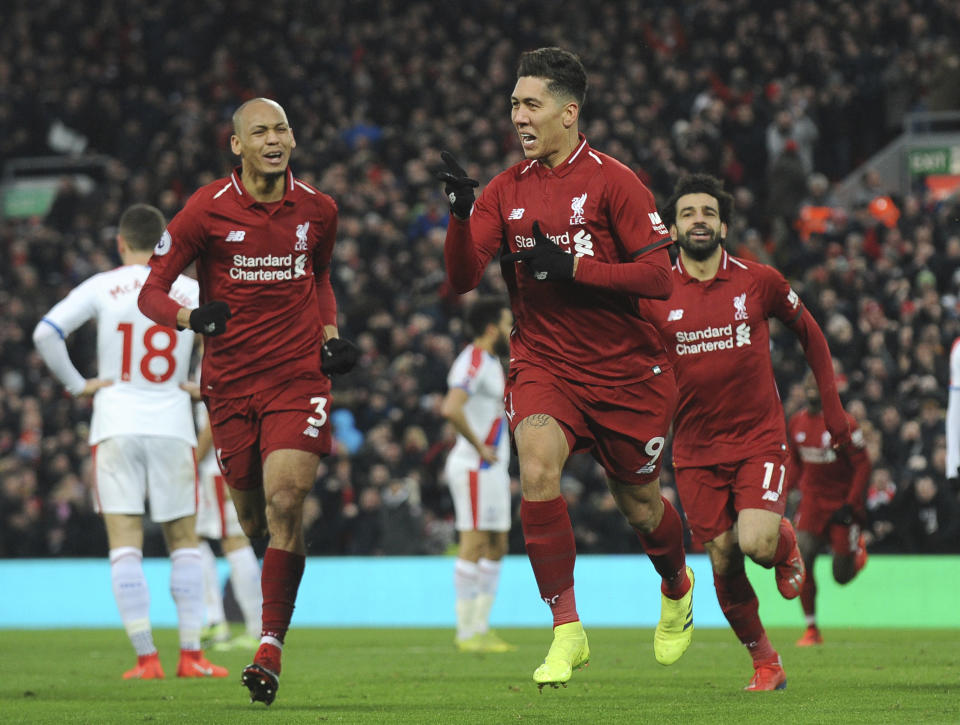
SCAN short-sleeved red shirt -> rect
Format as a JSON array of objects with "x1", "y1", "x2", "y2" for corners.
[
  {"x1": 453, "y1": 136, "x2": 673, "y2": 385},
  {"x1": 139, "y1": 167, "x2": 338, "y2": 398},
  {"x1": 637, "y1": 250, "x2": 804, "y2": 467}
]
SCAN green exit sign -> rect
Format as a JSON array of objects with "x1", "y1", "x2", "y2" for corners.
[
  {"x1": 908, "y1": 146, "x2": 960, "y2": 175},
  {"x1": 2, "y1": 181, "x2": 59, "y2": 219}
]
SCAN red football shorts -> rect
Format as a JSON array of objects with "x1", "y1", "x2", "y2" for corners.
[
  {"x1": 204, "y1": 373, "x2": 332, "y2": 491},
  {"x1": 675, "y1": 450, "x2": 789, "y2": 545},
  {"x1": 794, "y1": 493, "x2": 859, "y2": 556},
  {"x1": 504, "y1": 364, "x2": 677, "y2": 485}
]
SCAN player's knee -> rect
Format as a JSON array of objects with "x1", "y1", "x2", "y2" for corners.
[
  {"x1": 237, "y1": 510, "x2": 268, "y2": 539},
  {"x1": 458, "y1": 539, "x2": 482, "y2": 562},
  {"x1": 739, "y1": 530, "x2": 777, "y2": 564},
  {"x1": 241, "y1": 518, "x2": 268, "y2": 540},
  {"x1": 266, "y1": 486, "x2": 307, "y2": 523},
  {"x1": 705, "y1": 546, "x2": 738, "y2": 575},
  {"x1": 833, "y1": 558, "x2": 855, "y2": 584},
  {"x1": 624, "y1": 502, "x2": 660, "y2": 533},
  {"x1": 518, "y1": 458, "x2": 562, "y2": 499}
]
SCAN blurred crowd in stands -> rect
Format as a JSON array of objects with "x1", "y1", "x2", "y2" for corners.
[{"x1": 2, "y1": 0, "x2": 960, "y2": 558}]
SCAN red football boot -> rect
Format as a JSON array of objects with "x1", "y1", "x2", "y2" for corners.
[
  {"x1": 123, "y1": 652, "x2": 165, "y2": 680},
  {"x1": 744, "y1": 655, "x2": 787, "y2": 691},
  {"x1": 795, "y1": 625, "x2": 824, "y2": 647},
  {"x1": 176, "y1": 649, "x2": 229, "y2": 678}
]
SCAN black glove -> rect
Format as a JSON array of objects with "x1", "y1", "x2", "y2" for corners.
[
  {"x1": 829, "y1": 503, "x2": 855, "y2": 527},
  {"x1": 501, "y1": 221, "x2": 575, "y2": 281},
  {"x1": 189, "y1": 301, "x2": 231, "y2": 336},
  {"x1": 322, "y1": 337, "x2": 359, "y2": 375},
  {"x1": 436, "y1": 151, "x2": 479, "y2": 220}
]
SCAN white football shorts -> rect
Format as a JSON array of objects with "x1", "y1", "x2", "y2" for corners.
[
  {"x1": 195, "y1": 468, "x2": 244, "y2": 540},
  {"x1": 444, "y1": 455, "x2": 511, "y2": 532},
  {"x1": 92, "y1": 435, "x2": 197, "y2": 522}
]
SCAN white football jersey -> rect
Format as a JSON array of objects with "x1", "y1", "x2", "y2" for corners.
[
  {"x1": 39, "y1": 264, "x2": 199, "y2": 445},
  {"x1": 445, "y1": 344, "x2": 509, "y2": 469},
  {"x1": 946, "y1": 337, "x2": 960, "y2": 479}
]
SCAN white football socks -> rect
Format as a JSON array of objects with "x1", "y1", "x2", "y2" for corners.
[
  {"x1": 198, "y1": 540, "x2": 226, "y2": 627},
  {"x1": 454, "y1": 558, "x2": 480, "y2": 641},
  {"x1": 226, "y1": 544, "x2": 263, "y2": 638},
  {"x1": 474, "y1": 557, "x2": 503, "y2": 635},
  {"x1": 169, "y1": 547, "x2": 204, "y2": 651},
  {"x1": 109, "y1": 546, "x2": 155, "y2": 656}
]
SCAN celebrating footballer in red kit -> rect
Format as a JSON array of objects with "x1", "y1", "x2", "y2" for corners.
[
  {"x1": 438, "y1": 47, "x2": 694, "y2": 689},
  {"x1": 787, "y1": 372, "x2": 871, "y2": 647},
  {"x1": 638, "y1": 173, "x2": 853, "y2": 691},
  {"x1": 139, "y1": 98, "x2": 358, "y2": 706}
]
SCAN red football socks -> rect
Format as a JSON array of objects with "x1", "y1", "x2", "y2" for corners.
[
  {"x1": 548, "y1": 587, "x2": 579, "y2": 626},
  {"x1": 521, "y1": 496, "x2": 579, "y2": 625},
  {"x1": 254, "y1": 642, "x2": 282, "y2": 674},
  {"x1": 260, "y1": 547, "x2": 305, "y2": 644},
  {"x1": 714, "y1": 569, "x2": 776, "y2": 664},
  {"x1": 633, "y1": 497, "x2": 690, "y2": 599},
  {"x1": 799, "y1": 569, "x2": 817, "y2": 618},
  {"x1": 772, "y1": 517, "x2": 796, "y2": 567}
]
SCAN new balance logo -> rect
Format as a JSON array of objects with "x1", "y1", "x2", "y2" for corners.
[
  {"x1": 225, "y1": 230, "x2": 246, "y2": 242},
  {"x1": 302, "y1": 426, "x2": 319, "y2": 438},
  {"x1": 762, "y1": 490, "x2": 780, "y2": 502},
  {"x1": 736, "y1": 323, "x2": 751, "y2": 347},
  {"x1": 508, "y1": 208, "x2": 525, "y2": 220},
  {"x1": 635, "y1": 462, "x2": 657, "y2": 475},
  {"x1": 667, "y1": 309, "x2": 684, "y2": 321}
]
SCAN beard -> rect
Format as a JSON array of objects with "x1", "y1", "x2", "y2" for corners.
[{"x1": 677, "y1": 226, "x2": 723, "y2": 261}]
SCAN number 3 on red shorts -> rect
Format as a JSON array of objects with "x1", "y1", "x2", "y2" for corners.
[{"x1": 308, "y1": 396, "x2": 328, "y2": 427}]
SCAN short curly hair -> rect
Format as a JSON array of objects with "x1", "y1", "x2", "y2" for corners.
[{"x1": 662, "y1": 173, "x2": 733, "y2": 229}]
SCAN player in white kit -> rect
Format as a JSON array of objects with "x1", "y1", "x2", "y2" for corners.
[
  {"x1": 194, "y1": 399, "x2": 263, "y2": 651},
  {"x1": 441, "y1": 298, "x2": 515, "y2": 653},
  {"x1": 32, "y1": 204, "x2": 227, "y2": 680},
  {"x1": 946, "y1": 338, "x2": 960, "y2": 486}
]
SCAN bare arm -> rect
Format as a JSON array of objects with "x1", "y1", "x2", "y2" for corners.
[
  {"x1": 440, "y1": 387, "x2": 497, "y2": 464},
  {"x1": 195, "y1": 418, "x2": 213, "y2": 461}
]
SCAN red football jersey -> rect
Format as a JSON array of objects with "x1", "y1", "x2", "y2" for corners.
[
  {"x1": 788, "y1": 409, "x2": 870, "y2": 504},
  {"x1": 637, "y1": 251, "x2": 802, "y2": 467},
  {"x1": 447, "y1": 136, "x2": 673, "y2": 385},
  {"x1": 139, "y1": 167, "x2": 338, "y2": 398}
]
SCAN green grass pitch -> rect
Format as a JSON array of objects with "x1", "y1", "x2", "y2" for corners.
[{"x1": 0, "y1": 627, "x2": 957, "y2": 724}]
